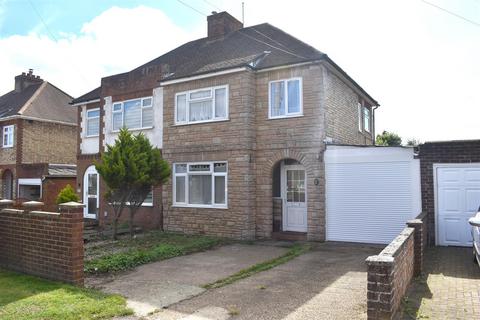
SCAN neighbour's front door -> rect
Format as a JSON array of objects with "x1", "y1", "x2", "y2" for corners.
[
  {"x1": 282, "y1": 165, "x2": 307, "y2": 232},
  {"x1": 84, "y1": 166, "x2": 99, "y2": 219}
]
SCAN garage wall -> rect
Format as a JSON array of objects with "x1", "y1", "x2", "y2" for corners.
[
  {"x1": 325, "y1": 146, "x2": 421, "y2": 244},
  {"x1": 419, "y1": 140, "x2": 480, "y2": 246}
]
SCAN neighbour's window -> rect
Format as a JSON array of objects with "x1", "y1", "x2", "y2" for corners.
[
  {"x1": 364, "y1": 106, "x2": 371, "y2": 132},
  {"x1": 86, "y1": 109, "x2": 100, "y2": 137},
  {"x1": 144, "y1": 190, "x2": 153, "y2": 205},
  {"x1": 269, "y1": 78, "x2": 302, "y2": 118},
  {"x1": 175, "y1": 85, "x2": 228, "y2": 125},
  {"x1": 173, "y1": 161, "x2": 227, "y2": 208},
  {"x1": 2, "y1": 125, "x2": 14, "y2": 148},
  {"x1": 358, "y1": 102, "x2": 363, "y2": 132},
  {"x1": 18, "y1": 178, "x2": 41, "y2": 201},
  {"x1": 112, "y1": 97, "x2": 153, "y2": 131}
]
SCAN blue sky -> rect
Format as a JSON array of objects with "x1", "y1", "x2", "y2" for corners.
[{"x1": 0, "y1": 0, "x2": 479, "y2": 142}]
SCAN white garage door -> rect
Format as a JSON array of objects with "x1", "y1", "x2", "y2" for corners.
[
  {"x1": 325, "y1": 146, "x2": 421, "y2": 244},
  {"x1": 436, "y1": 165, "x2": 480, "y2": 246}
]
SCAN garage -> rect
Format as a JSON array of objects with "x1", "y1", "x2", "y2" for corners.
[
  {"x1": 435, "y1": 165, "x2": 480, "y2": 246},
  {"x1": 325, "y1": 145, "x2": 422, "y2": 244}
]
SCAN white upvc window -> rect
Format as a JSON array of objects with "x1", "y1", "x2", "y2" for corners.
[
  {"x1": 358, "y1": 102, "x2": 363, "y2": 132},
  {"x1": 112, "y1": 97, "x2": 153, "y2": 131},
  {"x1": 173, "y1": 161, "x2": 227, "y2": 208},
  {"x1": 363, "y1": 106, "x2": 371, "y2": 132},
  {"x1": 268, "y1": 77, "x2": 303, "y2": 119},
  {"x1": 86, "y1": 109, "x2": 100, "y2": 137},
  {"x1": 175, "y1": 85, "x2": 228, "y2": 125},
  {"x1": 2, "y1": 125, "x2": 14, "y2": 148}
]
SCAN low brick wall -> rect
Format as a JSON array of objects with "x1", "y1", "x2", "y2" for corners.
[
  {"x1": 366, "y1": 212, "x2": 427, "y2": 320},
  {"x1": 0, "y1": 204, "x2": 84, "y2": 285}
]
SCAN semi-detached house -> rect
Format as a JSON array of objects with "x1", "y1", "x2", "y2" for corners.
[{"x1": 72, "y1": 11, "x2": 378, "y2": 240}]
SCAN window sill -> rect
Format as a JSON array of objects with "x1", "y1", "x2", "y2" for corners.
[
  {"x1": 174, "y1": 118, "x2": 230, "y2": 126},
  {"x1": 111, "y1": 127, "x2": 154, "y2": 133},
  {"x1": 84, "y1": 135, "x2": 99, "y2": 138},
  {"x1": 172, "y1": 204, "x2": 228, "y2": 209},
  {"x1": 268, "y1": 114, "x2": 304, "y2": 120},
  {"x1": 2, "y1": 145, "x2": 13, "y2": 148}
]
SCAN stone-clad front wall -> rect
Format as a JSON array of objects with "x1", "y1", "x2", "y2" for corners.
[
  {"x1": 162, "y1": 71, "x2": 256, "y2": 239},
  {"x1": 254, "y1": 64, "x2": 326, "y2": 240}
]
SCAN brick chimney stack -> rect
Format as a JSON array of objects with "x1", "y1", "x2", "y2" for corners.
[
  {"x1": 207, "y1": 11, "x2": 243, "y2": 38},
  {"x1": 14, "y1": 69, "x2": 43, "y2": 92}
]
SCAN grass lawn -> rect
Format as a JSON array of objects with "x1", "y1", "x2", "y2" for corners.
[
  {"x1": 0, "y1": 269, "x2": 132, "y2": 320},
  {"x1": 85, "y1": 231, "x2": 228, "y2": 274}
]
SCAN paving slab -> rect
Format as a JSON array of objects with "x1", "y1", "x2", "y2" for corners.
[
  {"x1": 91, "y1": 244, "x2": 287, "y2": 316},
  {"x1": 169, "y1": 242, "x2": 380, "y2": 320},
  {"x1": 401, "y1": 247, "x2": 480, "y2": 319}
]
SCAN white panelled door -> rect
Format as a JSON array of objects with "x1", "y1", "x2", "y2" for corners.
[
  {"x1": 436, "y1": 165, "x2": 480, "y2": 246},
  {"x1": 282, "y1": 165, "x2": 307, "y2": 232},
  {"x1": 84, "y1": 165, "x2": 99, "y2": 219}
]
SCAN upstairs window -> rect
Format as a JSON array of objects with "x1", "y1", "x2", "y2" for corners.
[
  {"x1": 2, "y1": 125, "x2": 14, "y2": 148},
  {"x1": 363, "y1": 106, "x2": 371, "y2": 132},
  {"x1": 175, "y1": 85, "x2": 228, "y2": 125},
  {"x1": 358, "y1": 102, "x2": 363, "y2": 132},
  {"x1": 112, "y1": 97, "x2": 153, "y2": 131},
  {"x1": 86, "y1": 109, "x2": 100, "y2": 137},
  {"x1": 269, "y1": 78, "x2": 302, "y2": 119}
]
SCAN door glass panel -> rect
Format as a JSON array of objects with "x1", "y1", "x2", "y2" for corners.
[
  {"x1": 286, "y1": 169, "x2": 305, "y2": 203},
  {"x1": 88, "y1": 174, "x2": 97, "y2": 195},
  {"x1": 87, "y1": 197, "x2": 97, "y2": 215}
]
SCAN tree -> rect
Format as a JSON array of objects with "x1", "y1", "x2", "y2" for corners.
[
  {"x1": 376, "y1": 131, "x2": 402, "y2": 146},
  {"x1": 56, "y1": 184, "x2": 80, "y2": 204},
  {"x1": 406, "y1": 139, "x2": 421, "y2": 147},
  {"x1": 95, "y1": 129, "x2": 170, "y2": 239}
]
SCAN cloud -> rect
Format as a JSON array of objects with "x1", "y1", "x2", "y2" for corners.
[{"x1": 0, "y1": 6, "x2": 202, "y2": 97}]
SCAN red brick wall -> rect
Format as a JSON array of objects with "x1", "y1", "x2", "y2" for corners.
[
  {"x1": 42, "y1": 177, "x2": 77, "y2": 212},
  {"x1": 366, "y1": 212, "x2": 428, "y2": 320},
  {"x1": 0, "y1": 207, "x2": 84, "y2": 285},
  {"x1": 419, "y1": 140, "x2": 480, "y2": 245}
]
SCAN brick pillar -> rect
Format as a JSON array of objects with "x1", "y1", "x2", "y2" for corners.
[
  {"x1": 59, "y1": 202, "x2": 85, "y2": 286},
  {"x1": 366, "y1": 256, "x2": 395, "y2": 320},
  {"x1": 407, "y1": 218, "x2": 424, "y2": 277}
]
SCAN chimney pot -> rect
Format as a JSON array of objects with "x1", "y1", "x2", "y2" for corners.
[{"x1": 207, "y1": 11, "x2": 243, "y2": 38}]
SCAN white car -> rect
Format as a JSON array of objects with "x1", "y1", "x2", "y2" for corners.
[{"x1": 468, "y1": 211, "x2": 480, "y2": 265}]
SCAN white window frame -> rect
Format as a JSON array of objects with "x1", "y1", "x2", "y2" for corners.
[
  {"x1": 174, "y1": 85, "x2": 229, "y2": 125},
  {"x1": 18, "y1": 178, "x2": 42, "y2": 200},
  {"x1": 268, "y1": 77, "x2": 303, "y2": 119},
  {"x1": 358, "y1": 102, "x2": 363, "y2": 132},
  {"x1": 112, "y1": 96, "x2": 153, "y2": 132},
  {"x1": 173, "y1": 161, "x2": 228, "y2": 209},
  {"x1": 363, "y1": 106, "x2": 371, "y2": 133},
  {"x1": 2, "y1": 125, "x2": 14, "y2": 148},
  {"x1": 85, "y1": 108, "x2": 100, "y2": 137}
]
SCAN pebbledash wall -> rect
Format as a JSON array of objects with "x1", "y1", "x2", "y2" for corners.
[
  {"x1": 0, "y1": 202, "x2": 84, "y2": 285},
  {"x1": 418, "y1": 140, "x2": 480, "y2": 245},
  {"x1": 162, "y1": 63, "x2": 374, "y2": 240}
]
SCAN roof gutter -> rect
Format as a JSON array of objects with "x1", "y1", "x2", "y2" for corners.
[
  {"x1": 0, "y1": 115, "x2": 77, "y2": 126},
  {"x1": 70, "y1": 98, "x2": 101, "y2": 107}
]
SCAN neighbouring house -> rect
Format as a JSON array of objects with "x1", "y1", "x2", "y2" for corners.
[
  {"x1": 72, "y1": 11, "x2": 378, "y2": 240},
  {"x1": 0, "y1": 70, "x2": 77, "y2": 211}
]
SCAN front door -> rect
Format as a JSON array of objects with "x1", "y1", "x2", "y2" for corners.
[
  {"x1": 437, "y1": 165, "x2": 480, "y2": 246},
  {"x1": 84, "y1": 166, "x2": 99, "y2": 219},
  {"x1": 282, "y1": 164, "x2": 307, "y2": 232}
]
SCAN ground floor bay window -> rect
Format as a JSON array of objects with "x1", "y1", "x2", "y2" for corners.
[{"x1": 173, "y1": 161, "x2": 227, "y2": 208}]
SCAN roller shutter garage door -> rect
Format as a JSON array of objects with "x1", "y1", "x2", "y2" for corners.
[
  {"x1": 436, "y1": 165, "x2": 480, "y2": 246},
  {"x1": 325, "y1": 146, "x2": 421, "y2": 244}
]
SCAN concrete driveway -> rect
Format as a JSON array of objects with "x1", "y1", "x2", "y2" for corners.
[
  {"x1": 89, "y1": 243, "x2": 288, "y2": 316},
  {"x1": 157, "y1": 242, "x2": 380, "y2": 320}
]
